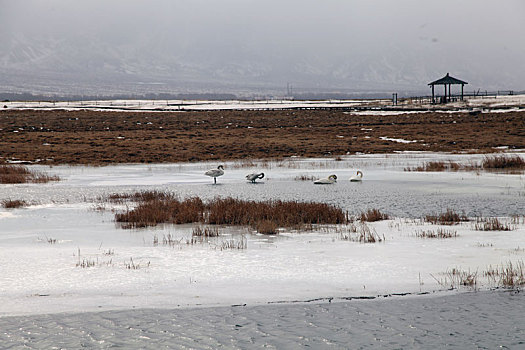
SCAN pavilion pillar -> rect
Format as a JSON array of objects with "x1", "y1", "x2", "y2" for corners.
[
  {"x1": 461, "y1": 84, "x2": 464, "y2": 101},
  {"x1": 444, "y1": 85, "x2": 447, "y2": 103},
  {"x1": 431, "y1": 85, "x2": 435, "y2": 104}
]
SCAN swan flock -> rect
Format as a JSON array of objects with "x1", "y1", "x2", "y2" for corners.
[{"x1": 204, "y1": 166, "x2": 363, "y2": 185}]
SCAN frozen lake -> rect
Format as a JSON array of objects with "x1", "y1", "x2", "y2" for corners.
[{"x1": 1, "y1": 152, "x2": 524, "y2": 347}]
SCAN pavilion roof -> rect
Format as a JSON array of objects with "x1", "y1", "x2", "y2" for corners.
[{"x1": 428, "y1": 73, "x2": 468, "y2": 86}]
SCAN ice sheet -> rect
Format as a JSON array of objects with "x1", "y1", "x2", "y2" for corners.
[{"x1": 0, "y1": 153, "x2": 524, "y2": 316}]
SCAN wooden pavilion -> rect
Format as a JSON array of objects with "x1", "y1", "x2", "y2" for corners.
[{"x1": 428, "y1": 73, "x2": 468, "y2": 104}]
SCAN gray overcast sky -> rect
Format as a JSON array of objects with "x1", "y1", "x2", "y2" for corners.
[{"x1": 1, "y1": 0, "x2": 525, "y2": 94}]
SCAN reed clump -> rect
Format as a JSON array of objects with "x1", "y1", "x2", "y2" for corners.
[
  {"x1": 450, "y1": 268, "x2": 478, "y2": 288},
  {"x1": 1, "y1": 199, "x2": 27, "y2": 208},
  {"x1": 0, "y1": 164, "x2": 59, "y2": 184},
  {"x1": 484, "y1": 261, "x2": 525, "y2": 288},
  {"x1": 206, "y1": 197, "x2": 347, "y2": 228},
  {"x1": 294, "y1": 174, "x2": 317, "y2": 181},
  {"x1": 406, "y1": 155, "x2": 524, "y2": 173},
  {"x1": 114, "y1": 192, "x2": 347, "y2": 231},
  {"x1": 106, "y1": 190, "x2": 172, "y2": 204},
  {"x1": 124, "y1": 257, "x2": 150, "y2": 270},
  {"x1": 474, "y1": 217, "x2": 513, "y2": 231},
  {"x1": 482, "y1": 155, "x2": 525, "y2": 171},
  {"x1": 220, "y1": 236, "x2": 247, "y2": 250},
  {"x1": 425, "y1": 209, "x2": 467, "y2": 225},
  {"x1": 360, "y1": 208, "x2": 389, "y2": 222},
  {"x1": 115, "y1": 195, "x2": 204, "y2": 228},
  {"x1": 256, "y1": 220, "x2": 279, "y2": 235},
  {"x1": 192, "y1": 226, "x2": 220, "y2": 237},
  {"x1": 434, "y1": 268, "x2": 478, "y2": 289},
  {"x1": 415, "y1": 228, "x2": 457, "y2": 239},
  {"x1": 405, "y1": 161, "x2": 461, "y2": 172},
  {"x1": 338, "y1": 222, "x2": 383, "y2": 243}
]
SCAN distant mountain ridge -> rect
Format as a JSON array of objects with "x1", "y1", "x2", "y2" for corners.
[{"x1": 1, "y1": 33, "x2": 522, "y2": 97}]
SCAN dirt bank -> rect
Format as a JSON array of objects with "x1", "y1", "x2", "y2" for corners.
[{"x1": 0, "y1": 109, "x2": 523, "y2": 164}]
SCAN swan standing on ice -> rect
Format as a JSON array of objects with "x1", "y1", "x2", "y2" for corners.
[
  {"x1": 205, "y1": 165, "x2": 224, "y2": 184},
  {"x1": 314, "y1": 174, "x2": 337, "y2": 184},
  {"x1": 350, "y1": 170, "x2": 363, "y2": 182},
  {"x1": 246, "y1": 172, "x2": 265, "y2": 183}
]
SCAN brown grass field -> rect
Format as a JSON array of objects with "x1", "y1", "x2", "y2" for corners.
[{"x1": 0, "y1": 109, "x2": 523, "y2": 165}]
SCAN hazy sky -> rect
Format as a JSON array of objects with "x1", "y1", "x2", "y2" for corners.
[{"x1": 1, "y1": 0, "x2": 525, "y2": 93}]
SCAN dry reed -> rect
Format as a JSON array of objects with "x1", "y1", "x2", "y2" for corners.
[
  {"x1": 115, "y1": 196, "x2": 204, "y2": 228},
  {"x1": 192, "y1": 226, "x2": 220, "y2": 237},
  {"x1": 484, "y1": 261, "x2": 525, "y2": 288},
  {"x1": 1, "y1": 199, "x2": 27, "y2": 208},
  {"x1": 338, "y1": 222, "x2": 383, "y2": 243},
  {"x1": 482, "y1": 155, "x2": 525, "y2": 171},
  {"x1": 474, "y1": 217, "x2": 513, "y2": 231},
  {"x1": 114, "y1": 192, "x2": 347, "y2": 231},
  {"x1": 256, "y1": 220, "x2": 279, "y2": 235},
  {"x1": 425, "y1": 209, "x2": 467, "y2": 225},
  {"x1": 206, "y1": 197, "x2": 347, "y2": 228},
  {"x1": 294, "y1": 174, "x2": 317, "y2": 181},
  {"x1": 415, "y1": 228, "x2": 457, "y2": 239},
  {"x1": 360, "y1": 208, "x2": 389, "y2": 222},
  {"x1": 405, "y1": 161, "x2": 461, "y2": 172},
  {"x1": 406, "y1": 155, "x2": 524, "y2": 173},
  {"x1": 0, "y1": 164, "x2": 59, "y2": 184},
  {"x1": 433, "y1": 268, "x2": 478, "y2": 290},
  {"x1": 219, "y1": 236, "x2": 247, "y2": 250}
]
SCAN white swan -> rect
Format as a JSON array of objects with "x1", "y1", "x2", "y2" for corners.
[
  {"x1": 350, "y1": 170, "x2": 363, "y2": 182},
  {"x1": 314, "y1": 174, "x2": 337, "y2": 184},
  {"x1": 246, "y1": 172, "x2": 265, "y2": 183},
  {"x1": 205, "y1": 165, "x2": 224, "y2": 184}
]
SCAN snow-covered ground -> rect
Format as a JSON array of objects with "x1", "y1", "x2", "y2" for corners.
[
  {"x1": 1, "y1": 152, "x2": 524, "y2": 318},
  {"x1": 1, "y1": 98, "x2": 375, "y2": 112},
  {"x1": 1, "y1": 290, "x2": 523, "y2": 349},
  {"x1": 2, "y1": 94, "x2": 524, "y2": 112}
]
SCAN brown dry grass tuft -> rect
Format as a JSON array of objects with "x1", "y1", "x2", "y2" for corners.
[
  {"x1": 0, "y1": 164, "x2": 59, "y2": 184},
  {"x1": 115, "y1": 195, "x2": 204, "y2": 228},
  {"x1": 484, "y1": 261, "x2": 525, "y2": 288},
  {"x1": 192, "y1": 226, "x2": 220, "y2": 237},
  {"x1": 114, "y1": 192, "x2": 347, "y2": 231},
  {"x1": 256, "y1": 220, "x2": 279, "y2": 235},
  {"x1": 425, "y1": 209, "x2": 467, "y2": 225},
  {"x1": 206, "y1": 197, "x2": 347, "y2": 228},
  {"x1": 338, "y1": 222, "x2": 384, "y2": 243},
  {"x1": 294, "y1": 174, "x2": 317, "y2": 181},
  {"x1": 360, "y1": 208, "x2": 389, "y2": 222},
  {"x1": 482, "y1": 155, "x2": 525, "y2": 171},
  {"x1": 220, "y1": 236, "x2": 247, "y2": 250},
  {"x1": 106, "y1": 190, "x2": 172, "y2": 203},
  {"x1": 406, "y1": 155, "x2": 524, "y2": 173},
  {"x1": 449, "y1": 268, "x2": 478, "y2": 288},
  {"x1": 415, "y1": 228, "x2": 457, "y2": 239},
  {"x1": 405, "y1": 161, "x2": 461, "y2": 172},
  {"x1": 433, "y1": 268, "x2": 478, "y2": 290},
  {"x1": 2, "y1": 199, "x2": 28, "y2": 208},
  {"x1": 474, "y1": 217, "x2": 513, "y2": 231}
]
